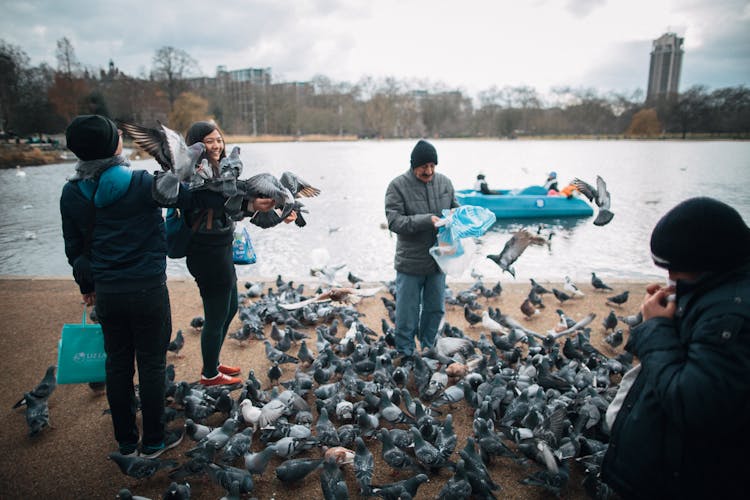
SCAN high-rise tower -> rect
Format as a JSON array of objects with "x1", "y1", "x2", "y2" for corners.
[{"x1": 646, "y1": 33, "x2": 684, "y2": 102}]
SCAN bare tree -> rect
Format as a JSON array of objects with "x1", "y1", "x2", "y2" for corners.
[
  {"x1": 56, "y1": 37, "x2": 81, "y2": 77},
  {"x1": 151, "y1": 46, "x2": 199, "y2": 111},
  {"x1": 0, "y1": 40, "x2": 30, "y2": 133}
]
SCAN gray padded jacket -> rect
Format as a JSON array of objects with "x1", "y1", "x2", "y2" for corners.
[{"x1": 385, "y1": 169, "x2": 458, "y2": 275}]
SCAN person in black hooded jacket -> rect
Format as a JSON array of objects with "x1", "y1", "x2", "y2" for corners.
[
  {"x1": 601, "y1": 196, "x2": 750, "y2": 499},
  {"x1": 60, "y1": 114, "x2": 225, "y2": 458}
]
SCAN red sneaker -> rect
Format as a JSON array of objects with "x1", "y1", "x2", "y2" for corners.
[
  {"x1": 200, "y1": 373, "x2": 242, "y2": 386},
  {"x1": 218, "y1": 364, "x2": 241, "y2": 376}
]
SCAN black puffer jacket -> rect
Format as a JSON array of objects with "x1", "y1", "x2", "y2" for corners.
[{"x1": 601, "y1": 263, "x2": 750, "y2": 499}]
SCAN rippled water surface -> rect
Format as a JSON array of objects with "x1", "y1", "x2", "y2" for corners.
[{"x1": 1, "y1": 139, "x2": 748, "y2": 285}]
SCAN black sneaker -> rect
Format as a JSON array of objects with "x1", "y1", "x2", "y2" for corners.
[
  {"x1": 118, "y1": 442, "x2": 138, "y2": 457},
  {"x1": 140, "y1": 428, "x2": 184, "y2": 459}
]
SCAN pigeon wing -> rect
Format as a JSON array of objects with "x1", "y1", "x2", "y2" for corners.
[
  {"x1": 118, "y1": 121, "x2": 173, "y2": 171},
  {"x1": 281, "y1": 171, "x2": 321, "y2": 198},
  {"x1": 571, "y1": 178, "x2": 596, "y2": 202}
]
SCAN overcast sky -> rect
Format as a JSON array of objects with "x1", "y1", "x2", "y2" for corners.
[{"x1": 2, "y1": 0, "x2": 749, "y2": 98}]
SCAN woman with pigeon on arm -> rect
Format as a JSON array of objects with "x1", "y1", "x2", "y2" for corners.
[
  {"x1": 601, "y1": 196, "x2": 750, "y2": 499},
  {"x1": 182, "y1": 121, "x2": 296, "y2": 386}
]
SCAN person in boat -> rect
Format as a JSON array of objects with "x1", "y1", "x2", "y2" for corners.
[
  {"x1": 543, "y1": 171, "x2": 559, "y2": 193},
  {"x1": 473, "y1": 174, "x2": 501, "y2": 195}
]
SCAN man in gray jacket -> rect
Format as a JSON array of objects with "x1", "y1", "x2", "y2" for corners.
[{"x1": 385, "y1": 139, "x2": 459, "y2": 357}]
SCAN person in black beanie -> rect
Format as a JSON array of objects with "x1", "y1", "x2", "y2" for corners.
[
  {"x1": 602, "y1": 196, "x2": 750, "y2": 499},
  {"x1": 385, "y1": 139, "x2": 458, "y2": 358},
  {"x1": 60, "y1": 115, "x2": 225, "y2": 458}
]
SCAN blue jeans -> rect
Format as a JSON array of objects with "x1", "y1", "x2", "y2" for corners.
[
  {"x1": 394, "y1": 271, "x2": 446, "y2": 356},
  {"x1": 96, "y1": 284, "x2": 171, "y2": 449}
]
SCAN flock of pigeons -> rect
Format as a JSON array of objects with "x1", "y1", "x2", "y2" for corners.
[{"x1": 14, "y1": 269, "x2": 640, "y2": 499}]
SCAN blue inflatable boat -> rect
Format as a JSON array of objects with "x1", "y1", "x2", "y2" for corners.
[{"x1": 456, "y1": 186, "x2": 594, "y2": 219}]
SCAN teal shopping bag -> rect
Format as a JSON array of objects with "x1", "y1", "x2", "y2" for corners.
[{"x1": 56, "y1": 307, "x2": 106, "y2": 384}]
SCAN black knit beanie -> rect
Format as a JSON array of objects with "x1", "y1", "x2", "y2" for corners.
[
  {"x1": 410, "y1": 139, "x2": 438, "y2": 168},
  {"x1": 65, "y1": 115, "x2": 119, "y2": 160},
  {"x1": 650, "y1": 197, "x2": 750, "y2": 272}
]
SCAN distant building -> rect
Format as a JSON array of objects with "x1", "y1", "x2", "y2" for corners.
[{"x1": 646, "y1": 32, "x2": 684, "y2": 102}]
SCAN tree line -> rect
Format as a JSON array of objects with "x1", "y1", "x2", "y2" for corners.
[{"x1": 1, "y1": 37, "x2": 748, "y2": 140}]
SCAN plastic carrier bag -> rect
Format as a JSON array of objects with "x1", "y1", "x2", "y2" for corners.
[
  {"x1": 429, "y1": 205, "x2": 496, "y2": 275},
  {"x1": 233, "y1": 226, "x2": 257, "y2": 265},
  {"x1": 57, "y1": 306, "x2": 106, "y2": 384}
]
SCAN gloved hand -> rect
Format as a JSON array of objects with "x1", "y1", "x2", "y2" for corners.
[{"x1": 152, "y1": 170, "x2": 180, "y2": 205}]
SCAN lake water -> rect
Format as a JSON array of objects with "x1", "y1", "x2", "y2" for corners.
[{"x1": 1, "y1": 139, "x2": 748, "y2": 286}]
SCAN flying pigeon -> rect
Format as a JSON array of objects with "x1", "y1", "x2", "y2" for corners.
[
  {"x1": 487, "y1": 229, "x2": 547, "y2": 277},
  {"x1": 572, "y1": 175, "x2": 614, "y2": 226}
]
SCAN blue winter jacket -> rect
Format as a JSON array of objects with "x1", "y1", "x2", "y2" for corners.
[{"x1": 60, "y1": 165, "x2": 222, "y2": 294}]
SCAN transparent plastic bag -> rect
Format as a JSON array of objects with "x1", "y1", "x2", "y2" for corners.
[{"x1": 429, "y1": 205, "x2": 496, "y2": 275}]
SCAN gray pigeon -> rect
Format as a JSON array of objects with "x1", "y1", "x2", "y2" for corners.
[
  {"x1": 108, "y1": 452, "x2": 177, "y2": 479},
  {"x1": 162, "y1": 481, "x2": 191, "y2": 500},
  {"x1": 487, "y1": 229, "x2": 547, "y2": 277},
  {"x1": 410, "y1": 427, "x2": 453, "y2": 472},
  {"x1": 606, "y1": 290, "x2": 630, "y2": 306},
  {"x1": 242, "y1": 446, "x2": 276, "y2": 475},
  {"x1": 573, "y1": 175, "x2": 614, "y2": 226},
  {"x1": 370, "y1": 473, "x2": 429, "y2": 500},
  {"x1": 378, "y1": 428, "x2": 419, "y2": 474},
  {"x1": 274, "y1": 457, "x2": 324, "y2": 482},
  {"x1": 590, "y1": 272, "x2": 613, "y2": 291},
  {"x1": 24, "y1": 390, "x2": 50, "y2": 437},
  {"x1": 220, "y1": 427, "x2": 254, "y2": 465},
  {"x1": 354, "y1": 436, "x2": 374, "y2": 495},
  {"x1": 320, "y1": 456, "x2": 349, "y2": 500},
  {"x1": 118, "y1": 120, "x2": 205, "y2": 182},
  {"x1": 13, "y1": 365, "x2": 56, "y2": 409}
]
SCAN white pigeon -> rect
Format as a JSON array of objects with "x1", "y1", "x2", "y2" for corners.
[
  {"x1": 564, "y1": 276, "x2": 585, "y2": 298},
  {"x1": 239, "y1": 399, "x2": 262, "y2": 429},
  {"x1": 481, "y1": 310, "x2": 507, "y2": 333}
]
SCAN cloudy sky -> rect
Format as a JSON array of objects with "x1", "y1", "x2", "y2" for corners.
[{"x1": 3, "y1": 0, "x2": 749, "y2": 97}]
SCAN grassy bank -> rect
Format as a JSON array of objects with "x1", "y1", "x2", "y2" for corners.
[{"x1": 0, "y1": 144, "x2": 73, "y2": 168}]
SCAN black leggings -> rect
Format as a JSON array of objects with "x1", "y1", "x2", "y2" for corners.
[{"x1": 186, "y1": 243, "x2": 238, "y2": 378}]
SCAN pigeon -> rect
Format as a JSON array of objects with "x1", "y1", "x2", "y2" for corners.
[
  {"x1": 280, "y1": 286, "x2": 382, "y2": 310},
  {"x1": 436, "y1": 459, "x2": 472, "y2": 499},
  {"x1": 190, "y1": 316, "x2": 205, "y2": 329},
  {"x1": 162, "y1": 481, "x2": 191, "y2": 500},
  {"x1": 564, "y1": 276, "x2": 585, "y2": 298},
  {"x1": 378, "y1": 428, "x2": 419, "y2": 474},
  {"x1": 267, "y1": 362, "x2": 282, "y2": 386},
  {"x1": 487, "y1": 229, "x2": 546, "y2": 277},
  {"x1": 590, "y1": 272, "x2": 613, "y2": 291},
  {"x1": 606, "y1": 290, "x2": 630, "y2": 306},
  {"x1": 108, "y1": 452, "x2": 177, "y2": 479},
  {"x1": 220, "y1": 427, "x2": 254, "y2": 465},
  {"x1": 280, "y1": 171, "x2": 321, "y2": 198},
  {"x1": 167, "y1": 329, "x2": 185, "y2": 357},
  {"x1": 371, "y1": 473, "x2": 429, "y2": 500},
  {"x1": 354, "y1": 436, "x2": 375, "y2": 495},
  {"x1": 481, "y1": 310, "x2": 506, "y2": 332},
  {"x1": 320, "y1": 456, "x2": 349, "y2": 500},
  {"x1": 530, "y1": 278, "x2": 551, "y2": 295},
  {"x1": 13, "y1": 365, "x2": 56, "y2": 409},
  {"x1": 263, "y1": 340, "x2": 299, "y2": 365},
  {"x1": 242, "y1": 446, "x2": 276, "y2": 475},
  {"x1": 602, "y1": 310, "x2": 618, "y2": 331},
  {"x1": 274, "y1": 457, "x2": 324, "y2": 482},
  {"x1": 237, "y1": 173, "x2": 296, "y2": 224},
  {"x1": 527, "y1": 287, "x2": 545, "y2": 308},
  {"x1": 572, "y1": 175, "x2": 614, "y2": 226},
  {"x1": 464, "y1": 305, "x2": 483, "y2": 326},
  {"x1": 605, "y1": 328, "x2": 624, "y2": 348},
  {"x1": 617, "y1": 311, "x2": 643, "y2": 328},
  {"x1": 116, "y1": 489, "x2": 152, "y2": 500},
  {"x1": 520, "y1": 298, "x2": 540, "y2": 319},
  {"x1": 410, "y1": 426, "x2": 454, "y2": 471},
  {"x1": 205, "y1": 463, "x2": 254, "y2": 495},
  {"x1": 24, "y1": 390, "x2": 50, "y2": 437},
  {"x1": 118, "y1": 120, "x2": 205, "y2": 182},
  {"x1": 552, "y1": 288, "x2": 572, "y2": 304}
]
